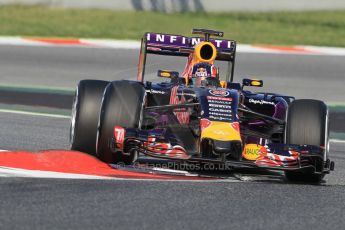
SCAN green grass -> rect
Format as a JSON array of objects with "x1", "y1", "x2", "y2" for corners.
[
  {"x1": 330, "y1": 132, "x2": 345, "y2": 140},
  {"x1": 1, "y1": 5, "x2": 345, "y2": 47},
  {"x1": 329, "y1": 105, "x2": 345, "y2": 113}
]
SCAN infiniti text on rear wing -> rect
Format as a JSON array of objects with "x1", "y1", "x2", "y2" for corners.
[{"x1": 137, "y1": 32, "x2": 237, "y2": 82}]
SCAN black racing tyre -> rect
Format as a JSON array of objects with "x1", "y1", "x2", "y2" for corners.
[
  {"x1": 284, "y1": 99, "x2": 329, "y2": 183},
  {"x1": 70, "y1": 80, "x2": 109, "y2": 155},
  {"x1": 96, "y1": 81, "x2": 146, "y2": 164}
]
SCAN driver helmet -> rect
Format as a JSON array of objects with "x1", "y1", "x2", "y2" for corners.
[{"x1": 191, "y1": 62, "x2": 217, "y2": 86}]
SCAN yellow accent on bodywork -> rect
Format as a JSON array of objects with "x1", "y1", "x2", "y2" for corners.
[
  {"x1": 242, "y1": 144, "x2": 262, "y2": 160},
  {"x1": 219, "y1": 81, "x2": 227, "y2": 88},
  {"x1": 201, "y1": 121, "x2": 241, "y2": 141},
  {"x1": 192, "y1": 41, "x2": 217, "y2": 65},
  {"x1": 251, "y1": 80, "x2": 261, "y2": 86},
  {"x1": 160, "y1": 72, "x2": 171, "y2": 78}
]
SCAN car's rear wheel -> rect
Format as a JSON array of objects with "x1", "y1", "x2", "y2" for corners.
[
  {"x1": 70, "y1": 80, "x2": 109, "y2": 155},
  {"x1": 96, "y1": 81, "x2": 146, "y2": 164},
  {"x1": 284, "y1": 99, "x2": 329, "y2": 183}
]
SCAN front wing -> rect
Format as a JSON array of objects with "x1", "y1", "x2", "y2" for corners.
[{"x1": 113, "y1": 126, "x2": 334, "y2": 174}]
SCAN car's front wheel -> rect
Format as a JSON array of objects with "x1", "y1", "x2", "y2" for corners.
[
  {"x1": 70, "y1": 80, "x2": 109, "y2": 155},
  {"x1": 96, "y1": 81, "x2": 146, "y2": 164},
  {"x1": 284, "y1": 99, "x2": 329, "y2": 183}
]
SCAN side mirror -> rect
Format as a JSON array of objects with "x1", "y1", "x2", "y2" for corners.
[
  {"x1": 242, "y1": 78, "x2": 263, "y2": 88},
  {"x1": 157, "y1": 70, "x2": 179, "y2": 79}
]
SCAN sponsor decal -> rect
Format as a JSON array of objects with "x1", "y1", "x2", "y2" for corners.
[
  {"x1": 114, "y1": 126, "x2": 125, "y2": 150},
  {"x1": 242, "y1": 144, "x2": 263, "y2": 161},
  {"x1": 147, "y1": 89, "x2": 166, "y2": 94},
  {"x1": 209, "y1": 108, "x2": 232, "y2": 113},
  {"x1": 146, "y1": 33, "x2": 234, "y2": 49},
  {"x1": 206, "y1": 95, "x2": 233, "y2": 122},
  {"x1": 147, "y1": 33, "x2": 186, "y2": 45},
  {"x1": 248, "y1": 98, "x2": 275, "y2": 105},
  {"x1": 207, "y1": 96, "x2": 232, "y2": 101},
  {"x1": 208, "y1": 100, "x2": 232, "y2": 104},
  {"x1": 212, "y1": 130, "x2": 230, "y2": 136},
  {"x1": 208, "y1": 104, "x2": 232, "y2": 109},
  {"x1": 209, "y1": 112, "x2": 232, "y2": 117},
  {"x1": 209, "y1": 116, "x2": 231, "y2": 121},
  {"x1": 208, "y1": 89, "x2": 230, "y2": 97}
]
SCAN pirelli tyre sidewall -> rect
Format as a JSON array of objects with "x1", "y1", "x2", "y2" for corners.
[
  {"x1": 70, "y1": 79, "x2": 110, "y2": 155},
  {"x1": 96, "y1": 81, "x2": 146, "y2": 164},
  {"x1": 284, "y1": 99, "x2": 329, "y2": 183}
]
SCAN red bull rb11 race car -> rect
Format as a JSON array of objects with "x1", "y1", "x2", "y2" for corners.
[{"x1": 70, "y1": 29, "x2": 334, "y2": 183}]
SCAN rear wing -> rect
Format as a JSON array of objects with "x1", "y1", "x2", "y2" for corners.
[{"x1": 137, "y1": 32, "x2": 237, "y2": 82}]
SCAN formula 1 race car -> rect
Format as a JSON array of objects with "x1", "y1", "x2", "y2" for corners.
[{"x1": 70, "y1": 28, "x2": 334, "y2": 183}]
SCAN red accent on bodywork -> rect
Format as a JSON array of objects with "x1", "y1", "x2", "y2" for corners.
[
  {"x1": 182, "y1": 53, "x2": 193, "y2": 78},
  {"x1": 255, "y1": 147, "x2": 299, "y2": 167},
  {"x1": 258, "y1": 146, "x2": 268, "y2": 155},
  {"x1": 169, "y1": 86, "x2": 190, "y2": 124},
  {"x1": 200, "y1": 118, "x2": 212, "y2": 131},
  {"x1": 211, "y1": 65, "x2": 217, "y2": 77},
  {"x1": 143, "y1": 137, "x2": 189, "y2": 159},
  {"x1": 137, "y1": 48, "x2": 144, "y2": 82},
  {"x1": 231, "y1": 122, "x2": 240, "y2": 132}
]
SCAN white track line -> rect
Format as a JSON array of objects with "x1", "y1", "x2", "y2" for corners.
[
  {"x1": 0, "y1": 167, "x2": 113, "y2": 179},
  {"x1": 0, "y1": 109, "x2": 70, "y2": 119},
  {"x1": 0, "y1": 167, "x2": 242, "y2": 182},
  {"x1": 0, "y1": 37, "x2": 51, "y2": 46},
  {"x1": 82, "y1": 39, "x2": 141, "y2": 49},
  {"x1": 330, "y1": 139, "x2": 345, "y2": 144}
]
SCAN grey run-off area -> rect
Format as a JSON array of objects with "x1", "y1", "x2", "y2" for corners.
[{"x1": 1, "y1": 0, "x2": 345, "y2": 12}]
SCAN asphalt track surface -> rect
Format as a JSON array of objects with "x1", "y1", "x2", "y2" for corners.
[
  {"x1": 0, "y1": 45, "x2": 344, "y2": 103},
  {"x1": 0, "y1": 45, "x2": 345, "y2": 230}
]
